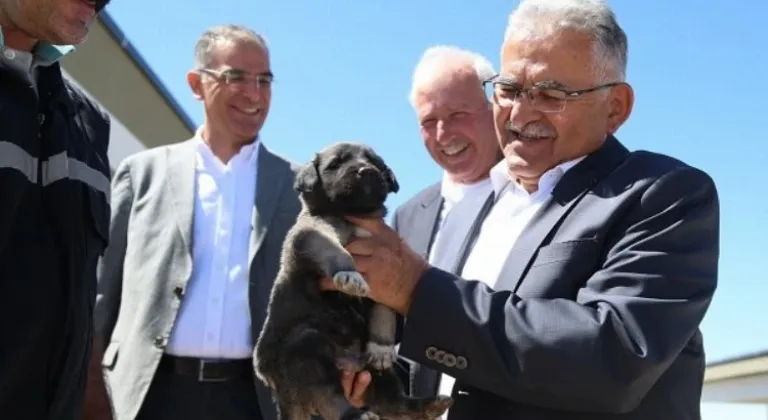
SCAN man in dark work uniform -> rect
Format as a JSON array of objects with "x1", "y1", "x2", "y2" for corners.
[{"x1": 0, "y1": 0, "x2": 114, "y2": 419}]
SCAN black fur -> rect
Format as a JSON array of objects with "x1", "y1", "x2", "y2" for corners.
[{"x1": 254, "y1": 143, "x2": 451, "y2": 420}]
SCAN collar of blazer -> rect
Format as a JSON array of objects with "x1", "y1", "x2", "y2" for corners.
[
  {"x1": 494, "y1": 134, "x2": 631, "y2": 292},
  {"x1": 166, "y1": 138, "x2": 292, "y2": 260}
]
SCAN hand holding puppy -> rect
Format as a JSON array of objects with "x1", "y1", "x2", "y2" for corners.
[{"x1": 321, "y1": 216, "x2": 429, "y2": 315}]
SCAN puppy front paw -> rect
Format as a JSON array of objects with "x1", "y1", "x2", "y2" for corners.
[
  {"x1": 358, "y1": 412, "x2": 379, "y2": 420},
  {"x1": 353, "y1": 226, "x2": 373, "y2": 238},
  {"x1": 341, "y1": 407, "x2": 380, "y2": 420},
  {"x1": 365, "y1": 341, "x2": 397, "y2": 370},
  {"x1": 332, "y1": 271, "x2": 370, "y2": 297}
]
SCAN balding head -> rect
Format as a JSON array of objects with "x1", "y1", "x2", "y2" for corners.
[{"x1": 409, "y1": 45, "x2": 496, "y2": 108}]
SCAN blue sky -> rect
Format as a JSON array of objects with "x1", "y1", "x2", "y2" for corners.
[{"x1": 105, "y1": 0, "x2": 766, "y2": 363}]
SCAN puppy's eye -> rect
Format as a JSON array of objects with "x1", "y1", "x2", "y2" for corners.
[{"x1": 326, "y1": 159, "x2": 341, "y2": 170}]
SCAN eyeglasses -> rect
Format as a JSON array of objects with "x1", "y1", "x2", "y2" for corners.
[
  {"x1": 483, "y1": 75, "x2": 621, "y2": 113},
  {"x1": 198, "y1": 68, "x2": 274, "y2": 89}
]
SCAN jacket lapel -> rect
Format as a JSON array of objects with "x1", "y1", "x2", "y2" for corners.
[
  {"x1": 494, "y1": 136, "x2": 630, "y2": 292},
  {"x1": 166, "y1": 139, "x2": 197, "y2": 258},
  {"x1": 411, "y1": 186, "x2": 443, "y2": 258},
  {"x1": 248, "y1": 144, "x2": 286, "y2": 265}
]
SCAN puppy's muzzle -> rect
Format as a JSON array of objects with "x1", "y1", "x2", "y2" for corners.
[{"x1": 357, "y1": 166, "x2": 379, "y2": 180}]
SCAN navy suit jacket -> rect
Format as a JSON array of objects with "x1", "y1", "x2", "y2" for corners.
[{"x1": 391, "y1": 136, "x2": 719, "y2": 420}]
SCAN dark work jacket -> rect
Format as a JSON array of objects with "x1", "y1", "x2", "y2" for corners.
[{"x1": 0, "y1": 51, "x2": 111, "y2": 420}]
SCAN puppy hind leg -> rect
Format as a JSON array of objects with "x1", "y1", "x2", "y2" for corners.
[
  {"x1": 279, "y1": 327, "x2": 351, "y2": 419},
  {"x1": 365, "y1": 303, "x2": 397, "y2": 371},
  {"x1": 314, "y1": 393, "x2": 380, "y2": 420},
  {"x1": 365, "y1": 370, "x2": 453, "y2": 420},
  {"x1": 276, "y1": 399, "x2": 311, "y2": 420}
]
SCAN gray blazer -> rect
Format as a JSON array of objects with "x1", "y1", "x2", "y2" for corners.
[
  {"x1": 94, "y1": 138, "x2": 301, "y2": 420},
  {"x1": 394, "y1": 136, "x2": 720, "y2": 420}
]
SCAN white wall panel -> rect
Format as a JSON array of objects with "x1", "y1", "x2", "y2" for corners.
[{"x1": 62, "y1": 69, "x2": 146, "y2": 170}]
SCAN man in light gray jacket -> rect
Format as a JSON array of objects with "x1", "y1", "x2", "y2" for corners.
[{"x1": 91, "y1": 24, "x2": 301, "y2": 420}]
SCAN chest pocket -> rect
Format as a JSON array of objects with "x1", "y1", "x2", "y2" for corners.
[
  {"x1": 517, "y1": 238, "x2": 601, "y2": 298},
  {"x1": 85, "y1": 187, "x2": 110, "y2": 255}
]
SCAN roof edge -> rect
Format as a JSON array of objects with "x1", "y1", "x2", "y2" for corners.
[
  {"x1": 98, "y1": 10, "x2": 197, "y2": 132},
  {"x1": 708, "y1": 350, "x2": 768, "y2": 368}
]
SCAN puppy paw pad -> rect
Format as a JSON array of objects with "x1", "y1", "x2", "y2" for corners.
[
  {"x1": 332, "y1": 271, "x2": 370, "y2": 297},
  {"x1": 353, "y1": 226, "x2": 373, "y2": 238},
  {"x1": 366, "y1": 342, "x2": 397, "y2": 370},
  {"x1": 358, "y1": 412, "x2": 379, "y2": 420}
]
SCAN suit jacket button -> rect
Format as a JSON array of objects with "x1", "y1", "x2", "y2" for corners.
[
  {"x1": 455, "y1": 356, "x2": 468, "y2": 370},
  {"x1": 154, "y1": 336, "x2": 167, "y2": 349},
  {"x1": 425, "y1": 346, "x2": 438, "y2": 360},
  {"x1": 434, "y1": 350, "x2": 446, "y2": 363},
  {"x1": 443, "y1": 353, "x2": 457, "y2": 367}
]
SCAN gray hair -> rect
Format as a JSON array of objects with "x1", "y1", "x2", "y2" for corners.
[
  {"x1": 408, "y1": 45, "x2": 496, "y2": 108},
  {"x1": 194, "y1": 24, "x2": 270, "y2": 69},
  {"x1": 504, "y1": 0, "x2": 628, "y2": 82}
]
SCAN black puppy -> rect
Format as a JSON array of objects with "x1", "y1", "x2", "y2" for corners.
[{"x1": 254, "y1": 142, "x2": 452, "y2": 420}]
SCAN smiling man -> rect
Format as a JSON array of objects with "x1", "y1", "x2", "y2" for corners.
[
  {"x1": 91, "y1": 25, "x2": 301, "y2": 420},
  {"x1": 0, "y1": 0, "x2": 113, "y2": 419},
  {"x1": 391, "y1": 45, "x2": 502, "y2": 400},
  {"x1": 335, "y1": 1, "x2": 720, "y2": 419}
]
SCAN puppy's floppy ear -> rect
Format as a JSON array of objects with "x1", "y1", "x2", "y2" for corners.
[
  {"x1": 294, "y1": 154, "x2": 321, "y2": 193},
  {"x1": 367, "y1": 149, "x2": 400, "y2": 194},
  {"x1": 384, "y1": 167, "x2": 399, "y2": 193}
]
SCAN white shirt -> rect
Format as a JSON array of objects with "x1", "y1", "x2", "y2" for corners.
[
  {"x1": 165, "y1": 135, "x2": 259, "y2": 360},
  {"x1": 427, "y1": 173, "x2": 493, "y2": 265},
  {"x1": 437, "y1": 157, "x2": 584, "y2": 404},
  {"x1": 397, "y1": 175, "x2": 491, "y2": 356}
]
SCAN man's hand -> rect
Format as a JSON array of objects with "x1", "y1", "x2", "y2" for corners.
[
  {"x1": 341, "y1": 370, "x2": 372, "y2": 408},
  {"x1": 82, "y1": 336, "x2": 114, "y2": 420},
  {"x1": 321, "y1": 216, "x2": 429, "y2": 314}
]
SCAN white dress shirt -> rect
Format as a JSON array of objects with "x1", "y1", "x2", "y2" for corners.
[
  {"x1": 396, "y1": 175, "x2": 491, "y2": 357},
  {"x1": 427, "y1": 174, "x2": 493, "y2": 265},
  {"x1": 165, "y1": 136, "x2": 259, "y2": 360},
  {"x1": 436, "y1": 156, "x2": 584, "y2": 403}
]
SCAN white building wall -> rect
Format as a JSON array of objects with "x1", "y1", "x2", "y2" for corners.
[
  {"x1": 62, "y1": 70, "x2": 146, "y2": 170},
  {"x1": 702, "y1": 373, "x2": 768, "y2": 402},
  {"x1": 702, "y1": 402, "x2": 768, "y2": 420}
]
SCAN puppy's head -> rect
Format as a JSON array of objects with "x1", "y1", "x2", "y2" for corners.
[{"x1": 295, "y1": 142, "x2": 399, "y2": 216}]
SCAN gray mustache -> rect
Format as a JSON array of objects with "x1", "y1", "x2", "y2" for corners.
[{"x1": 504, "y1": 121, "x2": 556, "y2": 138}]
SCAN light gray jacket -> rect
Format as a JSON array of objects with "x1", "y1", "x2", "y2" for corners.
[{"x1": 94, "y1": 138, "x2": 300, "y2": 420}]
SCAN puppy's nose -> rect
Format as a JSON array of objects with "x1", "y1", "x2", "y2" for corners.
[{"x1": 357, "y1": 167, "x2": 377, "y2": 178}]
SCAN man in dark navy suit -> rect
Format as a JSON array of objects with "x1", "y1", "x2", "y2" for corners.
[{"x1": 333, "y1": 0, "x2": 720, "y2": 419}]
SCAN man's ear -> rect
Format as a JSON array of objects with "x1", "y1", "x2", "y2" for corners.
[
  {"x1": 187, "y1": 70, "x2": 204, "y2": 101},
  {"x1": 294, "y1": 155, "x2": 320, "y2": 193}
]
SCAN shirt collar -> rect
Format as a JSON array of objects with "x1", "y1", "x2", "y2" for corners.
[
  {"x1": 194, "y1": 126, "x2": 260, "y2": 170},
  {"x1": 0, "y1": 26, "x2": 75, "y2": 65},
  {"x1": 489, "y1": 156, "x2": 586, "y2": 198},
  {"x1": 440, "y1": 172, "x2": 492, "y2": 207}
]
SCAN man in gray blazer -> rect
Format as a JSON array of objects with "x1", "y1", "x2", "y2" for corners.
[
  {"x1": 91, "y1": 25, "x2": 300, "y2": 420},
  {"x1": 391, "y1": 45, "x2": 502, "y2": 398},
  {"x1": 337, "y1": 1, "x2": 719, "y2": 419}
]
